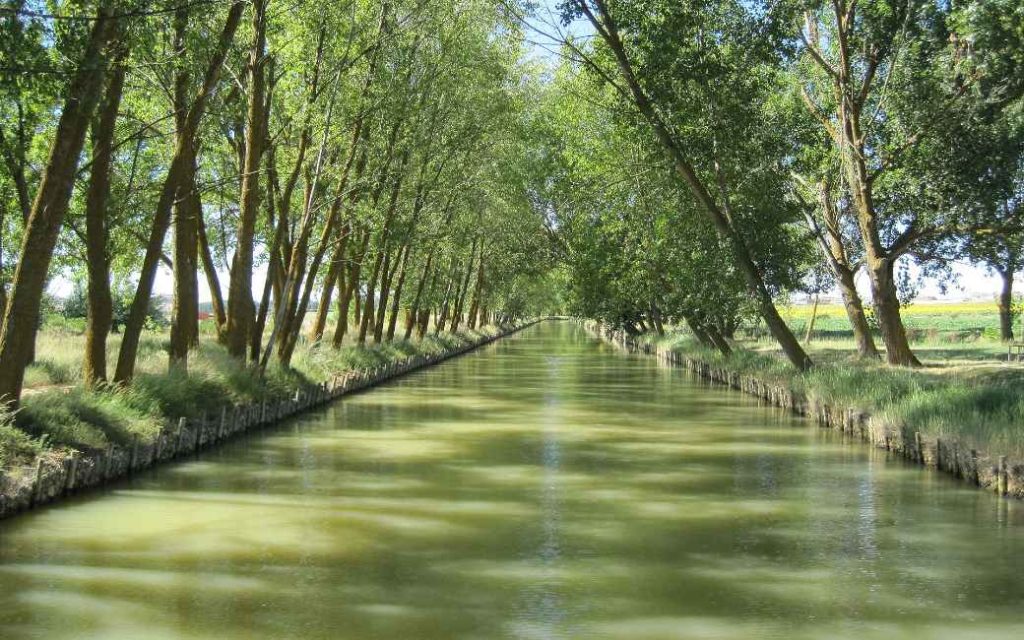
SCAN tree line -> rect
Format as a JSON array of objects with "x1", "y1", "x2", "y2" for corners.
[
  {"x1": 0, "y1": 0, "x2": 556, "y2": 408},
  {"x1": 521, "y1": 0, "x2": 1022, "y2": 369}
]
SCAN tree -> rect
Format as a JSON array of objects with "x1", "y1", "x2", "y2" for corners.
[{"x1": 0, "y1": 6, "x2": 119, "y2": 406}]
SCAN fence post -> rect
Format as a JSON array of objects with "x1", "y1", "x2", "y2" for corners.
[
  {"x1": 32, "y1": 457, "x2": 45, "y2": 505},
  {"x1": 176, "y1": 418, "x2": 187, "y2": 454}
]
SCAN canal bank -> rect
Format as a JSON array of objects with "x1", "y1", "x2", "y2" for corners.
[
  {"x1": 584, "y1": 321, "x2": 1023, "y2": 501},
  {"x1": 2, "y1": 320, "x2": 1022, "y2": 639},
  {"x1": 0, "y1": 320, "x2": 540, "y2": 520}
]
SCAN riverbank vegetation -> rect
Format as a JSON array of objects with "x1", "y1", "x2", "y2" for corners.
[
  {"x1": 1, "y1": 1, "x2": 1023, "y2": 481},
  {"x1": 524, "y1": 1, "x2": 1023, "y2": 459},
  {"x1": 538, "y1": 1, "x2": 1021, "y2": 371},
  {"x1": 0, "y1": 322, "x2": 513, "y2": 473}
]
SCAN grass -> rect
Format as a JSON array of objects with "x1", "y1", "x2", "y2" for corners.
[
  {"x1": 640, "y1": 310, "x2": 1024, "y2": 457},
  {"x1": 1, "y1": 317, "x2": 509, "y2": 476}
]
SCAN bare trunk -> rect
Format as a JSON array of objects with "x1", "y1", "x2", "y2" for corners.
[
  {"x1": 835, "y1": 266, "x2": 878, "y2": 359},
  {"x1": 681, "y1": 314, "x2": 714, "y2": 349},
  {"x1": 309, "y1": 223, "x2": 350, "y2": 343},
  {"x1": 706, "y1": 325, "x2": 732, "y2": 356},
  {"x1": 83, "y1": 55, "x2": 126, "y2": 386},
  {"x1": 357, "y1": 244, "x2": 385, "y2": 345},
  {"x1": 435, "y1": 261, "x2": 458, "y2": 334},
  {"x1": 225, "y1": 0, "x2": 269, "y2": 360},
  {"x1": 169, "y1": 151, "x2": 200, "y2": 370}
]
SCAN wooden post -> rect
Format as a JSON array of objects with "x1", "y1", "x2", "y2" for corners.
[
  {"x1": 999, "y1": 456, "x2": 1009, "y2": 496},
  {"x1": 915, "y1": 432, "x2": 923, "y2": 464},
  {"x1": 65, "y1": 453, "x2": 78, "y2": 493},
  {"x1": 32, "y1": 457, "x2": 44, "y2": 504},
  {"x1": 219, "y1": 407, "x2": 227, "y2": 439},
  {"x1": 176, "y1": 417, "x2": 187, "y2": 453},
  {"x1": 105, "y1": 444, "x2": 115, "y2": 478},
  {"x1": 130, "y1": 434, "x2": 139, "y2": 471},
  {"x1": 155, "y1": 427, "x2": 164, "y2": 460}
]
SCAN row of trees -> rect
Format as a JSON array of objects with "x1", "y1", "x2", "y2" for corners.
[
  {"x1": 0, "y1": 0, "x2": 556, "y2": 407},
  {"x1": 524, "y1": 0, "x2": 1022, "y2": 368}
]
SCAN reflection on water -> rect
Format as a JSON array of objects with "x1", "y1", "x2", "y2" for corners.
[{"x1": 1, "y1": 322, "x2": 1023, "y2": 639}]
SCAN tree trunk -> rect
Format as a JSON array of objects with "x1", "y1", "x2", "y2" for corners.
[
  {"x1": 374, "y1": 245, "x2": 401, "y2": 343},
  {"x1": 225, "y1": 0, "x2": 269, "y2": 360},
  {"x1": 404, "y1": 252, "x2": 433, "y2": 341},
  {"x1": 867, "y1": 258, "x2": 920, "y2": 366},
  {"x1": 579, "y1": 0, "x2": 811, "y2": 370},
  {"x1": 998, "y1": 266, "x2": 1015, "y2": 342},
  {"x1": 83, "y1": 55, "x2": 127, "y2": 386},
  {"x1": 197, "y1": 211, "x2": 226, "y2": 337},
  {"x1": 169, "y1": 151, "x2": 200, "y2": 370},
  {"x1": 0, "y1": 198, "x2": 6, "y2": 320},
  {"x1": 706, "y1": 325, "x2": 732, "y2": 356},
  {"x1": 435, "y1": 261, "x2": 458, "y2": 334},
  {"x1": 114, "y1": 1, "x2": 245, "y2": 383},
  {"x1": 358, "y1": 158, "x2": 408, "y2": 344},
  {"x1": 681, "y1": 314, "x2": 714, "y2": 348},
  {"x1": 804, "y1": 292, "x2": 819, "y2": 344},
  {"x1": 451, "y1": 242, "x2": 478, "y2": 333},
  {"x1": 801, "y1": 184, "x2": 880, "y2": 359},
  {"x1": 333, "y1": 228, "x2": 370, "y2": 348},
  {"x1": 385, "y1": 244, "x2": 413, "y2": 341},
  {"x1": 357, "y1": 243, "x2": 385, "y2": 345},
  {"x1": 0, "y1": 9, "x2": 117, "y2": 406},
  {"x1": 467, "y1": 258, "x2": 484, "y2": 330},
  {"x1": 835, "y1": 265, "x2": 878, "y2": 358},
  {"x1": 417, "y1": 308, "x2": 431, "y2": 338},
  {"x1": 309, "y1": 222, "x2": 350, "y2": 344}
]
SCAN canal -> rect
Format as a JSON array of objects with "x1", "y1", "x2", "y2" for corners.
[{"x1": 1, "y1": 321, "x2": 1022, "y2": 639}]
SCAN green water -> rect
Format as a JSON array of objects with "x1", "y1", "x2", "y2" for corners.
[{"x1": 1, "y1": 322, "x2": 1022, "y2": 639}]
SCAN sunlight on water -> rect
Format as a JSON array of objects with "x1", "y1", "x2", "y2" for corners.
[{"x1": 1, "y1": 322, "x2": 1023, "y2": 639}]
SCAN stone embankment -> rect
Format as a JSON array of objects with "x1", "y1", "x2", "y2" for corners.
[
  {"x1": 0, "y1": 320, "x2": 539, "y2": 519},
  {"x1": 587, "y1": 321, "x2": 1021, "y2": 500}
]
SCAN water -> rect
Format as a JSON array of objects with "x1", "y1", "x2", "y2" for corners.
[{"x1": 1, "y1": 322, "x2": 1022, "y2": 639}]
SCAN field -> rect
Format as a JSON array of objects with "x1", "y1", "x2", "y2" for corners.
[{"x1": 780, "y1": 300, "x2": 1014, "y2": 342}]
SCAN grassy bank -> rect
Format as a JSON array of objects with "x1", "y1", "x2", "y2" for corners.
[
  {"x1": 0, "y1": 324, "x2": 512, "y2": 479},
  {"x1": 634, "y1": 328, "x2": 1024, "y2": 459}
]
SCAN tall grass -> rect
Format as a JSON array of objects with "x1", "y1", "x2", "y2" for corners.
[{"x1": 643, "y1": 329, "x2": 1024, "y2": 457}]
